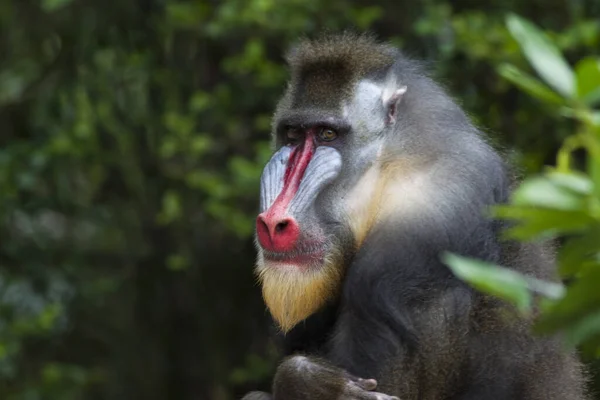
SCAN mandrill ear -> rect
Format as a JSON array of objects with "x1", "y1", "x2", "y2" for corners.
[{"x1": 382, "y1": 85, "x2": 407, "y2": 125}]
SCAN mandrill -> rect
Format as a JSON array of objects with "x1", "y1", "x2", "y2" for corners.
[{"x1": 243, "y1": 33, "x2": 588, "y2": 400}]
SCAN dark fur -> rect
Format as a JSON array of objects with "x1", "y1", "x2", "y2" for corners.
[
  {"x1": 244, "y1": 34, "x2": 588, "y2": 400},
  {"x1": 284, "y1": 33, "x2": 395, "y2": 110}
]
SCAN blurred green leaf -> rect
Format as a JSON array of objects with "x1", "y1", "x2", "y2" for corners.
[
  {"x1": 157, "y1": 190, "x2": 182, "y2": 224},
  {"x1": 575, "y1": 57, "x2": 600, "y2": 102},
  {"x1": 38, "y1": 303, "x2": 61, "y2": 330},
  {"x1": 190, "y1": 136, "x2": 213, "y2": 155},
  {"x1": 189, "y1": 92, "x2": 211, "y2": 112},
  {"x1": 545, "y1": 170, "x2": 594, "y2": 195},
  {"x1": 494, "y1": 206, "x2": 595, "y2": 240},
  {"x1": 559, "y1": 229, "x2": 600, "y2": 276},
  {"x1": 41, "y1": 0, "x2": 73, "y2": 12},
  {"x1": 442, "y1": 253, "x2": 533, "y2": 313},
  {"x1": 350, "y1": 6, "x2": 383, "y2": 29},
  {"x1": 43, "y1": 364, "x2": 62, "y2": 383},
  {"x1": 583, "y1": 88, "x2": 600, "y2": 107},
  {"x1": 507, "y1": 14, "x2": 575, "y2": 98},
  {"x1": 166, "y1": 254, "x2": 189, "y2": 271},
  {"x1": 166, "y1": 2, "x2": 209, "y2": 27},
  {"x1": 537, "y1": 268, "x2": 600, "y2": 337},
  {"x1": 511, "y1": 175, "x2": 588, "y2": 210},
  {"x1": 497, "y1": 64, "x2": 564, "y2": 105},
  {"x1": 562, "y1": 310, "x2": 600, "y2": 348}
]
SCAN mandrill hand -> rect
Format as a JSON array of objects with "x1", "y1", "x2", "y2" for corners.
[
  {"x1": 241, "y1": 355, "x2": 399, "y2": 400},
  {"x1": 339, "y1": 375, "x2": 400, "y2": 400}
]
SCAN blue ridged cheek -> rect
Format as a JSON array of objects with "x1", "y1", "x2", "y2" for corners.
[
  {"x1": 259, "y1": 146, "x2": 342, "y2": 215},
  {"x1": 259, "y1": 146, "x2": 291, "y2": 213},
  {"x1": 287, "y1": 147, "x2": 342, "y2": 215}
]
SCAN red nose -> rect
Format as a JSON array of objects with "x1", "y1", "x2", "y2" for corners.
[{"x1": 256, "y1": 213, "x2": 300, "y2": 252}]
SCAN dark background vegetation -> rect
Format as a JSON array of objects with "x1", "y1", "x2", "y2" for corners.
[{"x1": 0, "y1": 0, "x2": 599, "y2": 399}]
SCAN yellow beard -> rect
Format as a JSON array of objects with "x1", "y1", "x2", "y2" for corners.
[{"x1": 256, "y1": 250, "x2": 343, "y2": 333}]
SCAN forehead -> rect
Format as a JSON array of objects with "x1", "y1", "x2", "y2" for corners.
[
  {"x1": 277, "y1": 78, "x2": 385, "y2": 136},
  {"x1": 347, "y1": 80, "x2": 384, "y2": 109},
  {"x1": 289, "y1": 63, "x2": 354, "y2": 110},
  {"x1": 288, "y1": 73, "x2": 385, "y2": 113},
  {"x1": 285, "y1": 34, "x2": 394, "y2": 111},
  {"x1": 342, "y1": 80, "x2": 386, "y2": 136}
]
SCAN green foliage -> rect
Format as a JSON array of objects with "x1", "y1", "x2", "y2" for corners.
[
  {"x1": 442, "y1": 253, "x2": 564, "y2": 313},
  {"x1": 445, "y1": 14, "x2": 600, "y2": 356},
  {"x1": 576, "y1": 57, "x2": 600, "y2": 103},
  {"x1": 506, "y1": 14, "x2": 576, "y2": 98},
  {"x1": 0, "y1": 0, "x2": 389, "y2": 398},
  {"x1": 497, "y1": 64, "x2": 565, "y2": 105},
  {"x1": 40, "y1": 0, "x2": 73, "y2": 12}
]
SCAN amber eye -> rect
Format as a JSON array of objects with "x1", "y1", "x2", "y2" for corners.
[{"x1": 318, "y1": 128, "x2": 338, "y2": 142}]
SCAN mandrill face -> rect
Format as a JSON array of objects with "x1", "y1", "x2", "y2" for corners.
[
  {"x1": 254, "y1": 126, "x2": 348, "y2": 333},
  {"x1": 254, "y1": 74, "x2": 409, "y2": 332}
]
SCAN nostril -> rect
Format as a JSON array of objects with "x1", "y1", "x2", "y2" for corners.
[{"x1": 275, "y1": 220, "x2": 289, "y2": 233}]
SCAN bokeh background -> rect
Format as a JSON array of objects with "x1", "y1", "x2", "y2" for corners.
[{"x1": 1, "y1": 0, "x2": 599, "y2": 399}]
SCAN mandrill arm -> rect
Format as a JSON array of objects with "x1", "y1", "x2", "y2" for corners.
[{"x1": 241, "y1": 355, "x2": 399, "y2": 400}]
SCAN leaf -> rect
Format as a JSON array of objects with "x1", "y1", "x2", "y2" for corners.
[
  {"x1": 506, "y1": 14, "x2": 575, "y2": 98},
  {"x1": 189, "y1": 92, "x2": 211, "y2": 112},
  {"x1": 493, "y1": 206, "x2": 595, "y2": 240},
  {"x1": 575, "y1": 57, "x2": 600, "y2": 102},
  {"x1": 511, "y1": 175, "x2": 588, "y2": 211},
  {"x1": 583, "y1": 87, "x2": 600, "y2": 107},
  {"x1": 562, "y1": 310, "x2": 600, "y2": 348},
  {"x1": 41, "y1": 0, "x2": 73, "y2": 12},
  {"x1": 536, "y1": 268, "x2": 600, "y2": 336},
  {"x1": 558, "y1": 228, "x2": 600, "y2": 276},
  {"x1": 350, "y1": 6, "x2": 383, "y2": 29},
  {"x1": 190, "y1": 136, "x2": 212, "y2": 155},
  {"x1": 497, "y1": 64, "x2": 564, "y2": 105},
  {"x1": 166, "y1": 3, "x2": 209, "y2": 27},
  {"x1": 166, "y1": 254, "x2": 189, "y2": 271},
  {"x1": 157, "y1": 191, "x2": 182, "y2": 224},
  {"x1": 526, "y1": 278, "x2": 566, "y2": 300},
  {"x1": 545, "y1": 171, "x2": 593, "y2": 195},
  {"x1": 442, "y1": 254, "x2": 532, "y2": 313}
]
